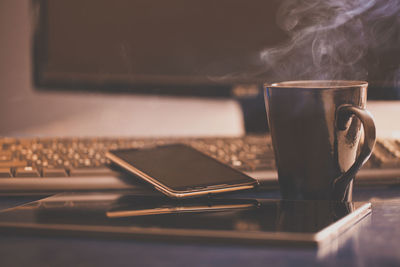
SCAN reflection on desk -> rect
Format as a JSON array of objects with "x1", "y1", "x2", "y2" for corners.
[
  {"x1": 0, "y1": 188, "x2": 397, "y2": 267},
  {"x1": 0, "y1": 193, "x2": 370, "y2": 247}
]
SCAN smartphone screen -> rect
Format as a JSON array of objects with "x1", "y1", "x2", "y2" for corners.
[{"x1": 106, "y1": 144, "x2": 257, "y2": 197}]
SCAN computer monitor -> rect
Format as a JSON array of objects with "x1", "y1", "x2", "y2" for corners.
[
  {"x1": 33, "y1": 0, "x2": 400, "y2": 99},
  {"x1": 33, "y1": 0, "x2": 285, "y2": 96}
]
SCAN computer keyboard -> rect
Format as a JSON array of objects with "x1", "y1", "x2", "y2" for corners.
[{"x1": 0, "y1": 135, "x2": 400, "y2": 193}]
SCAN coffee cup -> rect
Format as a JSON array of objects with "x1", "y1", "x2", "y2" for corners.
[{"x1": 264, "y1": 80, "x2": 376, "y2": 201}]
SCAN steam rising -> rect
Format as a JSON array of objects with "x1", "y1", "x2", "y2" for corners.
[{"x1": 259, "y1": 0, "x2": 400, "y2": 85}]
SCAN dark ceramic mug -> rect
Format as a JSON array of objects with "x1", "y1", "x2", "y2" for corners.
[{"x1": 264, "y1": 81, "x2": 376, "y2": 201}]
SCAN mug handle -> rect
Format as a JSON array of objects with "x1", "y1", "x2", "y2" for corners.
[{"x1": 333, "y1": 104, "x2": 376, "y2": 201}]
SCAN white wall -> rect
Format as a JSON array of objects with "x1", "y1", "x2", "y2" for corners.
[{"x1": 0, "y1": 0, "x2": 244, "y2": 137}]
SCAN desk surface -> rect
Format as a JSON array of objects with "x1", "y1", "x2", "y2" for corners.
[{"x1": 0, "y1": 187, "x2": 398, "y2": 267}]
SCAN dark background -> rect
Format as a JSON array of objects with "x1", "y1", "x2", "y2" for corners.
[{"x1": 1, "y1": 0, "x2": 399, "y2": 136}]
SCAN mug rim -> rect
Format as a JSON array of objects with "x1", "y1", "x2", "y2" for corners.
[{"x1": 265, "y1": 80, "x2": 368, "y2": 89}]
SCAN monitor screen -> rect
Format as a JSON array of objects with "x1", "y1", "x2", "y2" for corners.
[{"x1": 33, "y1": 0, "x2": 400, "y2": 99}]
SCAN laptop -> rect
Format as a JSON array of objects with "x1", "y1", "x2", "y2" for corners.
[{"x1": 0, "y1": 0, "x2": 399, "y2": 194}]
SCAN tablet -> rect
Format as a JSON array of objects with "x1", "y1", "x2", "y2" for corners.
[{"x1": 0, "y1": 192, "x2": 371, "y2": 247}]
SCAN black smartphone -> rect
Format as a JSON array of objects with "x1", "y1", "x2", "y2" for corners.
[{"x1": 106, "y1": 144, "x2": 258, "y2": 198}]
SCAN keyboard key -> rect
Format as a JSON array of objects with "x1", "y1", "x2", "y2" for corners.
[
  {"x1": 69, "y1": 167, "x2": 117, "y2": 177},
  {"x1": 380, "y1": 139, "x2": 400, "y2": 158},
  {"x1": 15, "y1": 166, "x2": 40, "y2": 177},
  {"x1": 372, "y1": 143, "x2": 400, "y2": 168},
  {"x1": 0, "y1": 138, "x2": 16, "y2": 150},
  {"x1": 0, "y1": 168, "x2": 12, "y2": 178},
  {"x1": 42, "y1": 168, "x2": 67, "y2": 177},
  {"x1": 0, "y1": 152, "x2": 12, "y2": 162}
]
